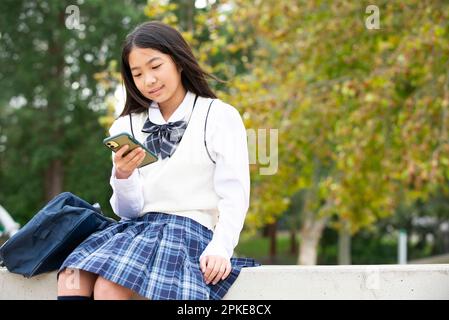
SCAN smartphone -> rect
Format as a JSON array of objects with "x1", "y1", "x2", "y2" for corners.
[{"x1": 103, "y1": 132, "x2": 158, "y2": 168}]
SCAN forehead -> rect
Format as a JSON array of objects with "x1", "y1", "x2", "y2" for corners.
[{"x1": 128, "y1": 47, "x2": 167, "y2": 67}]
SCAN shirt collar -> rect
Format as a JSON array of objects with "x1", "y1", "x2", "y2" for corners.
[{"x1": 148, "y1": 91, "x2": 195, "y2": 124}]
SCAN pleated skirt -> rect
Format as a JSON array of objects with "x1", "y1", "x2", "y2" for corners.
[{"x1": 58, "y1": 212, "x2": 259, "y2": 300}]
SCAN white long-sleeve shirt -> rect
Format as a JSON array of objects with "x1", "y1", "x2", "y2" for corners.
[{"x1": 108, "y1": 91, "x2": 250, "y2": 260}]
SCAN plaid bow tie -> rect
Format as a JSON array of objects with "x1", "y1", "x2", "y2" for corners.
[{"x1": 141, "y1": 118, "x2": 187, "y2": 159}]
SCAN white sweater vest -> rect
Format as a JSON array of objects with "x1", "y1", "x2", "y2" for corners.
[{"x1": 130, "y1": 96, "x2": 220, "y2": 230}]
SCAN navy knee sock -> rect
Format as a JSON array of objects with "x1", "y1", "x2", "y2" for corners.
[{"x1": 57, "y1": 295, "x2": 93, "y2": 300}]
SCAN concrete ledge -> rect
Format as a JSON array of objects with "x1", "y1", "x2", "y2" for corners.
[{"x1": 1, "y1": 265, "x2": 449, "y2": 300}]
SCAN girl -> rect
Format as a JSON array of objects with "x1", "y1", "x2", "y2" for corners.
[{"x1": 57, "y1": 21, "x2": 258, "y2": 300}]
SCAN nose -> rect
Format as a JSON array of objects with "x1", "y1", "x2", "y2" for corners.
[{"x1": 144, "y1": 74, "x2": 157, "y2": 87}]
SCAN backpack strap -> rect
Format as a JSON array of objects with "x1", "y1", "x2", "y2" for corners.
[
  {"x1": 128, "y1": 113, "x2": 142, "y2": 175},
  {"x1": 129, "y1": 113, "x2": 135, "y2": 138},
  {"x1": 204, "y1": 99, "x2": 216, "y2": 164}
]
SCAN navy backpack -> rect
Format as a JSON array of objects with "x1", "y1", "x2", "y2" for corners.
[{"x1": 0, "y1": 192, "x2": 116, "y2": 278}]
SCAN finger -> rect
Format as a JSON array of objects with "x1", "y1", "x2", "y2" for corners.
[
  {"x1": 132, "y1": 150, "x2": 147, "y2": 168},
  {"x1": 121, "y1": 148, "x2": 143, "y2": 168},
  {"x1": 203, "y1": 258, "x2": 216, "y2": 282},
  {"x1": 222, "y1": 262, "x2": 232, "y2": 280},
  {"x1": 114, "y1": 145, "x2": 129, "y2": 162},
  {"x1": 116, "y1": 150, "x2": 143, "y2": 174},
  {"x1": 206, "y1": 260, "x2": 221, "y2": 284},
  {"x1": 208, "y1": 261, "x2": 222, "y2": 284},
  {"x1": 115, "y1": 144, "x2": 129, "y2": 158},
  {"x1": 136, "y1": 150, "x2": 147, "y2": 164},
  {"x1": 123, "y1": 147, "x2": 143, "y2": 162},
  {"x1": 115, "y1": 148, "x2": 140, "y2": 170},
  {"x1": 200, "y1": 257, "x2": 207, "y2": 273},
  {"x1": 128, "y1": 149, "x2": 145, "y2": 165},
  {"x1": 212, "y1": 263, "x2": 226, "y2": 285}
]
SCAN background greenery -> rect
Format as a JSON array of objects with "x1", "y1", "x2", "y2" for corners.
[{"x1": 1, "y1": 0, "x2": 448, "y2": 264}]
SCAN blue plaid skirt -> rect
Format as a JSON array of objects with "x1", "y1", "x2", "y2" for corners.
[{"x1": 58, "y1": 212, "x2": 259, "y2": 300}]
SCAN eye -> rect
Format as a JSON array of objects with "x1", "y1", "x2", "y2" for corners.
[
  {"x1": 132, "y1": 74, "x2": 141, "y2": 78},
  {"x1": 152, "y1": 64, "x2": 162, "y2": 69}
]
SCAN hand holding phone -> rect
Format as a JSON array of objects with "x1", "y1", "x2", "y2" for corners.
[
  {"x1": 113, "y1": 145, "x2": 144, "y2": 179},
  {"x1": 104, "y1": 133, "x2": 158, "y2": 177}
]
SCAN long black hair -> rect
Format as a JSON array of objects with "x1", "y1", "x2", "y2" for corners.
[{"x1": 119, "y1": 21, "x2": 218, "y2": 116}]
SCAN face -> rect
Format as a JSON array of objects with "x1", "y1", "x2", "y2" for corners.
[{"x1": 128, "y1": 47, "x2": 185, "y2": 108}]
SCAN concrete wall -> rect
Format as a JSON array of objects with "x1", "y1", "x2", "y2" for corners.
[{"x1": 1, "y1": 264, "x2": 449, "y2": 300}]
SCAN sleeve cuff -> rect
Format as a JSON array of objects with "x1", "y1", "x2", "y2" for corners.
[
  {"x1": 199, "y1": 239, "x2": 232, "y2": 261},
  {"x1": 110, "y1": 167, "x2": 141, "y2": 191}
]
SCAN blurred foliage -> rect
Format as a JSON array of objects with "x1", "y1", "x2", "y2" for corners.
[
  {"x1": 1, "y1": 1, "x2": 448, "y2": 265},
  {"x1": 0, "y1": 0, "x2": 147, "y2": 223},
  {"x1": 212, "y1": 0, "x2": 449, "y2": 236}
]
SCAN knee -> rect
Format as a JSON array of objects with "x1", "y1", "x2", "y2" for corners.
[
  {"x1": 94, "y1": 276, "x2": 134, "y2": 300},
  {"x1": 58, "y1": 268, "x2": 94, "y2": 296},
  {"x1": 57, "y1": 268, "x2": 78, "y2": 290}
]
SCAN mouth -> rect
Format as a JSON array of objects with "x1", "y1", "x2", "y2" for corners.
[{"x1": 148, "y1": 85, "x2": 164, "y2": 94}]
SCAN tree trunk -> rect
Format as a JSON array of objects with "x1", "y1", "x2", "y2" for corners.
[
  {"x1": 179, "y1": 0, "x2": 195, "y2": 31},
  {"x1": 290, "y1": 227, "x2": 298, "y2": 255},
  {"x1": 338, "y1": 222, "x2": 352, "y2": 265},
  {"x1": 43, "y1": 9, "x2": 66, "y2": 202},
  {"x1": 44, "y1": 159, "x2": 63, "y2": 202},
  {"x1": 187, "y1": 0, "x2": 194, "y2": 32},
  {"x1": 267, "y1": 222, "x2": 277, "y2": 263},
  {"x1": 297, "y1": 214, "x2": 328, "y2": 265}
]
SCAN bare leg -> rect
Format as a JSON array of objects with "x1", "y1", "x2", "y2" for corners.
[
  {"x1": 93, "y1": 276, "x2": 135, "y2": 300},
  {"x1": 57, "y1": 268, "x2": 98, "y2": 297}
]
